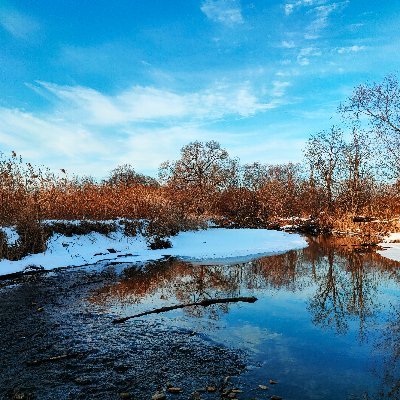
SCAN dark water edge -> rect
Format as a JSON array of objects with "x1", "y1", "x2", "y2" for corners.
[{"x1": 1, "y1": 236, "x2": 400, "y2": 399}]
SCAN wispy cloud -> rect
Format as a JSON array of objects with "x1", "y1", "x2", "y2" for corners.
[
  {"x1": 271, "y1": 81, "x2": 291, "y2": 97},
  {"x1": 307, "y1": 2, "x2": 348, "y2": 34},
  {"x1": 304, "y1": 33, "x2": 320, "y2": 40},
  {"x1": 284, "y1": 1, "x2": 349, "y2": 39},
  {"x1": 31, "y1": 81, "x2": 275, "y2": 125},
  {"x1": 0, "y1": 80, "x2": 289, "y2": 176},
  {"x1": 0, "y1": 8, "x2": 39, "y2": 39},
  {"x1": 336, "y1": 45, "x2": 366, "y2": 54},
  {"x1": 0, "y1": 107, "x2": 209, "y2": 176},
  {"x1": 0, "y1": 107, "x2": 107, "y2": 163},
  {"x1": 297, "y1": 46, "x2": 322, "y2": 65},
  {"x1": 281, "y1": 40, "x2": 296, "y2": 48},
  {"x1": 1, "y1": 105, "x2": 299, "y2": 177},
  {"x1": 284, "y1": 0, "x2": 327, "y2": 16},
  {"x1": 201, "y1": 0, "x2": 244, "y2": 26}
]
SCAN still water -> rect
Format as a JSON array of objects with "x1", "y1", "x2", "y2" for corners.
[{"x1": 87, "y1": 236, "x2": 400, "y2": 400}]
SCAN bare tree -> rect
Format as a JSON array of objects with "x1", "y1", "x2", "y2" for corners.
[
  {"x1": 159, "y1": 141, "x2": 238, "y2": 191},
  {"x1": 106, "y1": 164, "x2": 158, "y2": 187},
  {"x1": 304, "y1": 126, "x2": 346, "y2": 211},
  {"x1": 242, "y1": 162, "x2": 269, "y2": 191},
  {"x1": 340, "y1": 74, "x2": 400, "y2": 177},
  {"x1": 340, "y1": 127, "x2": 374, "y2": 214}
]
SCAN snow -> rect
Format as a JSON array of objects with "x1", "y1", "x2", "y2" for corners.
[
  {"x1": 0, "y1": 226, "x2": 19, "y2": 246},
  {"x1": 378, "y1": 233, "x2": 400, "y2": 262},
  {"x1": 0, "y1": 228, "x2": 308, "y2": 276}
]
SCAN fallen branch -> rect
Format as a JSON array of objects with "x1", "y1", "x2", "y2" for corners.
[{"x1": 112, "y1": 296, "x2": 258, "y2": 324}]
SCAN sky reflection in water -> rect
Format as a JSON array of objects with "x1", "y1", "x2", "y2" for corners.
[{"x1": 89, "y1": 236, "x2": 400, "y2": 400}]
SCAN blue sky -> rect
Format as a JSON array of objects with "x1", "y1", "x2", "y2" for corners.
[{"x1": 0, "y1": 0, "x2": 399, "y2": 178}]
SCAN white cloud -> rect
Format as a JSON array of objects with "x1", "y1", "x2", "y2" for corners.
[
  {"x1": 0, "y1": 108, "x2": 213, "y2": 177},
  {"x1": 284, "y1": 3, "x2": 295, "y2": 15},
  {"x1": 272, "y1": 81, "x2": 291, "y2": 97},
  {"x1": 201, "y1": 0, "x2": 244, "y2": 26},
  {"x1": 32, "y1": 81, "x2": 274, "y2": 125},
  {"x1": 1, "y1": 105, "x2": 307, "y2": 178},
  {"x1": 284, "y1": 1, "x2": 348, "y2": 38},
  {"x1": 336, "y1": 45, "x2": 366, "y2": 54},
  {"x1": 304, "y1": 33, "x2": 320, "y2": 40},
  {"x1": 307, "y1": 1, "x2": 349, "y2": 37},
  {"x1": 297, "y1": 46, "x2": 322, "y2": 65},
  {"x1": 0, "y1": 9, "x2": 39, "y2": 39},
  {"x1": 308, "y1": 3, "x2": 341, "y2": 32},
  {"x1": 0, "y1": 107, "x2": 110, "y2": 175},
  {"x1": 281, "y1": 40, "x2": 296, "y2": 48},
  {"x1": 348, "y1": 22, "x2": 364, "y2": 31},
  {"x1": 0, "y1": 80, "x2": 290, "y2": 177},
  {"x1": 284, "y1": 0, "x2": 327, "y2": 16}
]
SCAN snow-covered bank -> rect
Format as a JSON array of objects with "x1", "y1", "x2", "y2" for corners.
[
  {"x1": 378, "y1": 233, "x2": 400, "y2": 262},
  {"x1": 0, "y1": 228, "x2": 308, "y2": 276}
]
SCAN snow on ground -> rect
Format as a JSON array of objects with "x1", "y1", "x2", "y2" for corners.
[
  {"x1": 0, "y1": 228, "x2": 308, "y2": 276},
  {"x1": 0, "y1": 226, "x2": 19, "y2": 246},
  {"x1": 378, "y1": 233, "x2": 400, "y2": 263}
]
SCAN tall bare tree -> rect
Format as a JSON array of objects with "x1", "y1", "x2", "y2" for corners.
[
  {"x1": 159, "y1": 141, "x2": 239, "y2": 190},
  {"x1": 340, "y1": 74, "x2": 400, "y2": 178},
  {"x1": 159, "y1": 141, "x2": 239, "y2": 213},
  {"x1": 304, "y1": 126, "x2": 346, "y2": 211},
  {"x1": 340, "y1": 127, "x2": 374, "y2": 214}
]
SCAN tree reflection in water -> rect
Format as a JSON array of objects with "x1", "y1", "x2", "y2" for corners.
[
  {"x1": 90, "y1": 237, "x2": 400, "y2": 332},
  {"x1": 89, "y1": 236, "x2": 400, "y2": 397},
  {"x1": 379, "y1": 307, "x2": 400, "y2": 399}
]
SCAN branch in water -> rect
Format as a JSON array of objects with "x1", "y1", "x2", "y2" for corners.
[{"x1": 112, "y1": 296, "x2": 258, "y2": 324}]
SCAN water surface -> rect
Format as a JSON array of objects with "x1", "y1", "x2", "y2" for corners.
[{"x1": 90, "y1": 236, "x2": 400, "y2": 399}]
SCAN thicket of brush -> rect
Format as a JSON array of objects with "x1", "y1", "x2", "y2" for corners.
[
  {"x1": 0, "y1": 157, "x2": 206, "y2": 259},
  {"x1": 1, "y1": 74, "x2": 400, "y2": 260}
]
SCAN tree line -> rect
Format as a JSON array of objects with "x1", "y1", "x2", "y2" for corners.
[{"x1": 1, "y1": 74, "x2": 400, "y2": 248}]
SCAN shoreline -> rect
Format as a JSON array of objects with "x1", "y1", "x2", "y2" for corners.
[{"x1": 0, "y1": 225, "x2": 308, "y2": 277}]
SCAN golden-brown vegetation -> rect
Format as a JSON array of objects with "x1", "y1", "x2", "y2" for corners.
[{"x1": 1, "y1": 74, "x2": 400, "y2": 260}]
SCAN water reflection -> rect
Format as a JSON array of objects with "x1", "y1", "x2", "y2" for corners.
[
  {"x1": 88, "y1": 236, "x2": 400, "y2": 399},
  {"x1": 90, "y1": 236, "x2": 400, "y2": 333}
]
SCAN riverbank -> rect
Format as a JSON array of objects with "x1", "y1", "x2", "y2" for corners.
[
  {"x1": 0, "y1": 224, "x2": 307, "y2": 277},
  {"x1": 1, "y1": 237, "x2": 399, "y2": 399}
]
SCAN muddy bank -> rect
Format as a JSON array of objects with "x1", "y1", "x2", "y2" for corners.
[{"x1": 0, "y1": 265, "x2": 246, "y2": 400}]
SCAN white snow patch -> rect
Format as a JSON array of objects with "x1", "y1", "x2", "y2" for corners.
[
  {"x1": 0, "y1": 228, "x2": 308, "y2": 276},
  {"x1": 378, "y1": 233, "x2": 400, "y2": 263},
  {"x1": 0, "y1": 226, "x2": 19, "y2": 246}
]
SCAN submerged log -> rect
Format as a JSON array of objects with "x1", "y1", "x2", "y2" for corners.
[{"x1": 112, "y1": 296, "x2": 258, "y2": 324}]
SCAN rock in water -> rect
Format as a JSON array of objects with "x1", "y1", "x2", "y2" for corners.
[{"x1": 152, "y1": 392, "x2": 166, "y2": 400}]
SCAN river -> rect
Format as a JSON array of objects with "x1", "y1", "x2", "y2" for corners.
[{"x1": 1, "y1": 235, "x2": 399, "y2": 399}]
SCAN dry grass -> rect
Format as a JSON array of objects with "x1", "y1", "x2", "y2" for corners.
[{"x1": 1, "y1": 151, "x2": 400, "y2": 261}]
